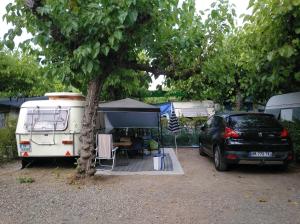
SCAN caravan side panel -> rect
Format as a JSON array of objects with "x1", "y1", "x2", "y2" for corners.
[{"x1": 16, "y1": 102, "x2": 84, "y2": 157}]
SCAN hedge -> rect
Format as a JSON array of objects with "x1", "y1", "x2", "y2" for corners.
[{"x1": 0, "y1": 118, "x2": 18, "y2": 164}]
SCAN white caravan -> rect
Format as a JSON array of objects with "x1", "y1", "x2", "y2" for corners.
[
  {"x1": 16, "y1": 92, "x2": 85, "y2": 166},
  {"x1": 265, "y1": 92, "x2": 300, "y2": 122}
]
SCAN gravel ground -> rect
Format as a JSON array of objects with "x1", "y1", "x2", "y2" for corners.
[{"x1": 1, "y1": 148, "x2": 300, "y2": 224}]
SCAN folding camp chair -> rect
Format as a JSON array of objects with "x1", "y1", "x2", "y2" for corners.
[{"x1": 95, "y1": 134, "x2": 118, "y2": 170}]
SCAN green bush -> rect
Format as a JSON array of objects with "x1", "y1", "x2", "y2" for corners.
[
  {"x1": 161, "y1": 116, "x2": 206, "y2": 147},
  {"x1": 149, "y1": 139, "x2": 158, "y2": 151},
  {"x1": 17, "y1": 176, "x2": 35, "y2": 184},
  {"x1": 176, "y1": 132, "x2": 191, "y2": 146},
  {"x1": 179, "y1": 116, "x2": 207, "y2": 129},
  {"x1": 162, "y1": 128, "x2": 200, "y2": 147},
  {"x1": 282, "y1": 120, "x2": 300, "y2": 162},
  {"x1": 0, "y1": 117, "x2": 18, "y2": 163}
]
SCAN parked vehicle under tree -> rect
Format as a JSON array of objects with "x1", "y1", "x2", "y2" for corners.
[{"x1": 199, "y1": 112, "x2": 293, "y2": 171}]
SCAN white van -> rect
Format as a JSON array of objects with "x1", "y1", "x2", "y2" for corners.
[
  {"x1": 16, "y1": 92, "x2": 85, "y2": 167},
  {"x1": 265, "y1": 92, "x2": 300, "y2": 121}
]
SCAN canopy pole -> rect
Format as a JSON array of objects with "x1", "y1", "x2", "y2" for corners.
[
  {"x1": 159, "y1": 112, "x2": 164, "y2": 156},
  {"x1": 175, "y1": 134, "x2": 178, "y2": 155},
  {"x1": 158, "y1": 112, "x2": 165, "y2": 170}
]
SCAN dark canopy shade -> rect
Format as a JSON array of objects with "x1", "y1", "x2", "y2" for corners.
[{"x1": 98, "y1": 98, "x2": 160, "y2": 129}]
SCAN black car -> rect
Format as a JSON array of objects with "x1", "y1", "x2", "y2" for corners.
[{"x1": 199, "y1": 112, "x2": 293, "y2": 171}]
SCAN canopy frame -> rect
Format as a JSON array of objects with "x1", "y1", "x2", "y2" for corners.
[{"x1": 97, "y1": 98, "x2": 164, "y2": 155}]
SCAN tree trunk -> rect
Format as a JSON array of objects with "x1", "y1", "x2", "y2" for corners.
[
  {"x1": 234, "y1": 71, "x2": 243, "y2": 111},
  {"x1": 235, "y1": 87, "x2": 243, "y2": 111},
  {"x1": 77, "y1": 75, "x2": 105, "y2": 177}
]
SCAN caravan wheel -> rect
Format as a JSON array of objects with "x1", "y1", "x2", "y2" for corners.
[{"x1": 21, "y1": 158, "x2": 32, "y2": 169}]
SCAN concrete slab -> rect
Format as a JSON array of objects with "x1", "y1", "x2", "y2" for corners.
[{"x1": 95, "y1": 148, "x2": 184, "y2": 176}]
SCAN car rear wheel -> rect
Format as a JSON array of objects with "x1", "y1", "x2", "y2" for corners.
[
  {"x1": 199, "y1": 143, "x2": 207, "y2": 156},
  {"x1": 278, "y1": 162, "x2": 289, "y2": 171},
  {"x1": 214, "y1": 145, "x2": 228, "y2": 171}
]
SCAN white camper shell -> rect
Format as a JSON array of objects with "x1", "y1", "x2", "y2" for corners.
[
  {"x1": 265, "y1": 92, "x2": 300, "y2": 122},
  {"x1": 16, "y1": 93, "x2": 85, "y2": 158}
]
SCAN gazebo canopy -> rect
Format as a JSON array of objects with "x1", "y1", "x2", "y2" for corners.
[{"x1": 98, "y1": 98, "x2": 160, "y2": 129}]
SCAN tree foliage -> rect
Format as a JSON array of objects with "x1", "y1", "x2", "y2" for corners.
[
  {"x1": 3, "y1": 0, "x2": 201, "y2": 89},
  {"x1": 243, "y1": 0, "x2": 300, "y2": 95},
  {"x1": 167, "y1": 0, "x2": 238, "y2": 102},
  {"x1": 0, "y1": 51, "x2": 66, "y2": 97},
  {"x1": 169, "y1": 0, "x2": 300, "y2": 108}
]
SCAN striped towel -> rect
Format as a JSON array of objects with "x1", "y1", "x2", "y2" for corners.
[{"x1": 98, "y1": 134, "x2": 113, "y2": 159}]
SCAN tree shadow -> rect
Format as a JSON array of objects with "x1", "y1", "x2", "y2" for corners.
[{"x1": 22, "y1": 157, "x2": 77, "y2": 169}]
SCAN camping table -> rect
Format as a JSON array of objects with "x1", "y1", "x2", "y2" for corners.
[
  {"x1": 113, "y1": 141, "x2": 132, "y2": 147},
  {"x1": 113, "y1": 141, "x2": 132, "y2": 166}
]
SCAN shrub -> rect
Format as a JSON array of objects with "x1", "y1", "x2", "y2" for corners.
[
  {"x1": 176, "y1": 132, "x2": 191, "y2": 146},
  {"x1": 281, "y1": 120, "x2": 300, "y2": 162},
  {"x1": 0, "y1": 117, "x2": 18, "y2": 163},
  {"x1": 179, "y1": 116, "x2": 207, "y2": 129},
  {"x1": 17, "y1": 176, "x2": 35, "y2": 184}
]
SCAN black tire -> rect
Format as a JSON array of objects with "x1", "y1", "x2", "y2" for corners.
[
  {"x1": 278, "y1": 162, "x2": 289, "y2": 171},
  {"x1": 21, "y1": 158, "x2": 31, "y2": 169},
  {"x1": 214, "y1": 145, "x2": 228, "y2": 171},
  {"x1": 199, "y1": 143, "x2": 207, "y2": 156}
]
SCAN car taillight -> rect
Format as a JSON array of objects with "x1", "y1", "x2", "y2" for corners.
[
  {"x1": 20, "y1": 140, "x2": 30, "y2": 145},
  {"x1": 288, "y1": 152, "x2": 293, "y2": 160},
  {"x1": 62, "y1": 140, "x2": 73, "y2": 145},
  {"x1": 280, "y1": 128, "x2": 289, "y2": 138},
  {"x1": 226, "y1": 154, "x2": 238, "y2": 160},
  {"x1": 224, "y1": 127, "x2": 240, "y2": 138}
]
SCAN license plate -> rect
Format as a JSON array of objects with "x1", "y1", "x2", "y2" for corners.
[
  {"x1": 20, "y1": 144, "x2": 31, "y2": 152},
  {"x1": 249, "y1": 152, "x2": 272, "y2": 157}
]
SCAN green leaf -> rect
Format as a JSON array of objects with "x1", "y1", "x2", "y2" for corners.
[
  {"x1": 211, "y1": 10, "x2": 218, "y2": 19},
  {"x1": 15, "y1": 27, "x2": 22, "y2": 36},
  {"x1": 87, "y1": 61, "x2": 93, "y2": 74},
  {"x1": 267, "y1": 51, "x2": 275, "y2": 61},
  {"x1": 5, "y1": 40, "x2": 14, "y2": 50},
  {"x1": 112, "y1": 44, "x2": 119, "y2": 51},
  {"x1": 278, "y1": 45, "x2": 295, "y2": 58},
  {"x1": 102, "y1": 46, "x2": 110, "y2": 56},
  {"x1": 295, "y1": 72, "x2": 300, "y2": 81},
  {"x1": 118, "y1": 11, "x2": 128, "y2": 23},
  {"x1": 114, "y1": 31, "x2": 122, "y2": 40},
  {"x1": 248, "y1": 0, "x2": 255, "y2": 8},
  {"x1": 292, "y1": 0, "x2": 300, "y2": 6},
  {"x1": 128, "y1": 10, "x2": 138, "y2": 24},
  {"x1": 295, "y1": 28, "x2": 300, "y2": 34},
  {"x1": 92, "y1": 42, "x2": 100, "y2": 59},
  {"x1": 108, "y1": 36, "x2": 114, "y2": 47}
]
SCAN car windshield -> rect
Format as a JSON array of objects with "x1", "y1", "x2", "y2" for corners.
[
  {"x1": 25, "y1": 108, "x2": 69, "y2": 131},
  {"x1": 229, "y1": 114, "x2": 281, "y2": 129}
]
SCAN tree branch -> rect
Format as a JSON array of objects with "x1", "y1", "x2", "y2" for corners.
[
  {"x1": 122, "y1": 61, "x2": 166, "y2": 77},
  {"x1": 119, "y1": 59, "x2": 201, "y2": 81}
]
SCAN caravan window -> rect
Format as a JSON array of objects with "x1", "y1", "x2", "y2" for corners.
[
  {"x1": 25, "y1": 108, "x2": 69, "y2": 131},
  {"x1": 280, "y1": 109, "x2": 293, "y2": 121},
  {"x1": 293, "y1": 108, "x2": 300, "y2": 121}
]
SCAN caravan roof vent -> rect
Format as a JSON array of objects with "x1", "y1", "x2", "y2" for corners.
[{"x1": 45, "y1": 92, "x2": 85, "y2": 101}]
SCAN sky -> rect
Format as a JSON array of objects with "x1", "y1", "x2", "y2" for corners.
[{"x1": 0, "y1": 0, "x2": 250, "y2": 90}]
